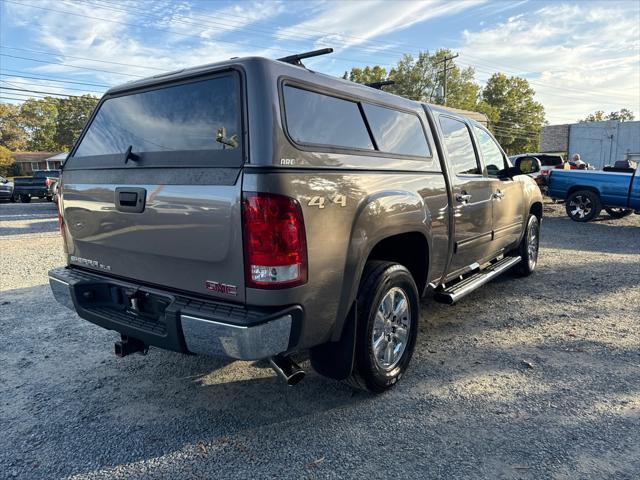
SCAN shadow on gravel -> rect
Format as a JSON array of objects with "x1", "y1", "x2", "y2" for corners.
[
  {"x1": 541, "y1": 217, "x2": 640, "y2": 255},
  {"x1": 0, "y1": 219, "x2": 58, "y2": 236}
]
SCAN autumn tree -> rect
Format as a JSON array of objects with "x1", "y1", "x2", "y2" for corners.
[
  {"x1": 0, "y1": 103, "x2": 28, "y2": 151},
  {"x1": 580, "y1": 109, "x2": 634, "y2": 122},
  {"x1": 53, "y1": 95, "x2": 98, "y2": 148},
  {"x1": 481, "y1": 73, "x2": 545, "y2": 154}
]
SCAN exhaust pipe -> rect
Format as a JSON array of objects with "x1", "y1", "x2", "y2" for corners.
[
  {"x1": 114, "y1": 335, "x2": 148, "y2": 357},
  {"x1": 269, "y1": 354, "x2": 306, "y2": 386}
]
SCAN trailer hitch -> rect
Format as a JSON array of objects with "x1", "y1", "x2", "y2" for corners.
[{"x1": 114, "y1": 335, "x2": 148, "y2": 357}]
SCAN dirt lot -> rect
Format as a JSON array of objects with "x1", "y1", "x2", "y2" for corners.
[{"x1": 1, "y1": 200, "x2": 639, "y2": 479}]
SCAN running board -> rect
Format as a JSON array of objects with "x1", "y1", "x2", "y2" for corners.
[{"x1": 434, "y1": 256, "x2": 522, "y2": 305}]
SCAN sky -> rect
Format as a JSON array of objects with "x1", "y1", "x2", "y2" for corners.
[{"x1": 1, "y1": 0, "x2": 639, "y2": 125}]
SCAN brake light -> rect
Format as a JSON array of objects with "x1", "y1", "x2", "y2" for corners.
[
  {"x1": 45, "y1": 178, "x2": 52, "y2": 188},
  {"x1": 242, "y1": 192, "x2": 307, "y2": 288}
]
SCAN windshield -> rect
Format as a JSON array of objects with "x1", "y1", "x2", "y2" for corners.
[{"x1": 74, "y1": 74, "x2": 241, "y2": 158}]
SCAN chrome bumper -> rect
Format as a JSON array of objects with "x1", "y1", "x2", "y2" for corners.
[{"x1": 48, "y1": 268, "x2": 296, "y2": 361}]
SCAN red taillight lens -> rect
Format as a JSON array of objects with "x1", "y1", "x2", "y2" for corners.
[
  {"x1": 45, "y1": 178, "x2": 52, "y2": 188},
  {"x1": 242, "y1": 192, "x2": 307, "y2": 288}
]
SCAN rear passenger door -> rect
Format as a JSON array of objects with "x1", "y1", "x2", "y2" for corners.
[
  {"x1": 437, "y1": 115, "x2": 495, "y2": 274},
  {"x1": 473, "y1": 125, "x2": 524, "y2": 253}
]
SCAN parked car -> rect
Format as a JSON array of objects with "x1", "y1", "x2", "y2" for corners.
[
  {"x1": 548, "y1": 162, "x2": 640, "y2": 222},
  {"x1": 48, "y1": 52, "x2": 543, "y2": 393},
  {"x1": 13, "y1": 170, "x2": 60, "y2": 203},
  {"x1": 0, "y1": 175, "x2": 15, "y2": 202}
]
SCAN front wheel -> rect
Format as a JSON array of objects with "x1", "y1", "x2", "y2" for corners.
[
  {"x1": 512, "y1": 214, "x2": 540, "y2": 277},
  {"x1": 346, "y1": 261, "x2": 419, "y2": 393},
  {"x1": 566, "y1": 190, "x2": 601, "y2": 222},
  {"x1": 604, "y1": 207, "x2": 633, "y2": 219}
]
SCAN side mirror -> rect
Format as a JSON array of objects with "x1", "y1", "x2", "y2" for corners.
[{"x1": 514, "y1": 157, "x2": 541, "y2": 174}]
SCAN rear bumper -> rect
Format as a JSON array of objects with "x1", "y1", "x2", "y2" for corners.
[{"x1": 48, "y1": 267, "x2": 300, "y2": 360}]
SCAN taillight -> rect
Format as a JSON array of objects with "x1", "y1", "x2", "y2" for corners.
[
  {"x1": 45, "y1": 178, "x2": 52, "y2": 188},
  {"x1": 242, "y1": 192, "x2": 307, "y2": 288}
]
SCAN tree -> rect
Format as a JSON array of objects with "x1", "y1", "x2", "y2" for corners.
[
  {"x1": 20, "y1": 98, "x2": 60, "y2": 151},
  {"x1": 344, "y1": 65, "x2": 387, "y2": 84},
  {"x1": 481, "y1": 73, "x2": 545, "y2": 154},
  {"x1": 0, "y1": 103, "x2": 28, "y2": 151},
  {"x1": 580, "y1": 109, "x2": 634, "y2": 122},
  {"x1": 53, "y1": 95, "x2": 98, "y2": 148},
  {"x1": 344, "y1": 49, "x2": 481, "y2": 109}
]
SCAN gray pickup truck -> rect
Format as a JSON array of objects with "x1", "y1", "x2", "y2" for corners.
[{"x1": 49, "y1": 51, "x2": 542, "y2": 392}]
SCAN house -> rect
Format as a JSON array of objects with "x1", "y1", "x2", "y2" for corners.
[{"x1": 12, "y1": 152, "x2": 66, "y2": 174}]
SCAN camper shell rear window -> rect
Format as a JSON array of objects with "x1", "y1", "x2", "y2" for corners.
[{"x1": 67, "y1": 71, "x2": 243, "y2": 169}]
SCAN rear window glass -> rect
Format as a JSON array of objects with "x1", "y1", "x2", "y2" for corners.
[
  {"x1": 362, "y1": 103, "x2": 430, "y2": 157},
  {"x1": 538, "y1": 155, "x2": 563, "y2": 166},
  {"x1": 74, "y1": 75, "x2": 240, "y2": 157},
  {"x1": 283, "y1": 86, "x2": 374, "y2": 150}
]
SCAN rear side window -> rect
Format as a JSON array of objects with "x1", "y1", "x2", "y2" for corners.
[
  {"x1": 439, "y1": 116, "x2": 480, "y2": 175},
  {"x1": 74, "y1": 75, "x2": 241, "y2": 158},
  {"x1": 283, "y1": 86, "x2": 373, "y2": 150},
  {"x1": 362, "y1": 104, "x2": 430, "y2": 157}
]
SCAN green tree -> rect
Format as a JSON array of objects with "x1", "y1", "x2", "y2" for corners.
[
  {"x1": 344, "y1": 49, "x2": 480, "y2": 109},
  {"x1": 580, "y1": 108, "x2": 634, "y2": 122},
  {"x1": 53, "y1": 95, "x2": 98, "y2": 148},
  {"x1": 481, "y1": 73, "x2": 545, "y2": 154},
  {"x1": 343, "y1": 65, "x2": 388, "y2": 84},
  {"x1": 20, "y1": 97, "x2": 60, "y2": 151},
  {"x1": 0, "y1": 103, "x2": 28, "y2": 151}
]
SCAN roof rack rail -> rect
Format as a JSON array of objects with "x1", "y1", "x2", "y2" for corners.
[
  {"x1": 277, "y1": 48, "x2": 334, "y2": 67},
  {"x1": 366, "y1": 80, "x2": 395, "y2": 90}
]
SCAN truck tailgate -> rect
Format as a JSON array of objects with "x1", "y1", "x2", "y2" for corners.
[{"x1": 62, "y1": 169, "x2": 246, "y2": 302}]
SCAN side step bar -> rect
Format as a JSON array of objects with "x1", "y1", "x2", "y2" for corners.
[{"x1": 434, "y1": 256, "x2": 522, "y2": 305}]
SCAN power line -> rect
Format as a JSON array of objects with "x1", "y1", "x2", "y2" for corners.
[
  {"x1": 0, "y1": 85, "x2": 99, "y2": 99},
  {"x1": 0, "y1": 53, "x2": 144, "y2": 78},
  {"x1": 0, "y1": 69, "x2": 111, "y2": 87},
  {"x1": 0, "y1": 78, "x2": 105, "y2": 94},
  {"x1": 0, "y1": 45, "x2": 167, "y2": 71}
]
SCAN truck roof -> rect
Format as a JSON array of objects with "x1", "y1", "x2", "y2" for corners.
[{"x1": 105, "y1": 55, "x2": 473, "y2": 124}]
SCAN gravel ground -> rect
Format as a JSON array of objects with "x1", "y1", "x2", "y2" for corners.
[{"x1": 0, "y1": 201, "x2": 639, "y2": 479}]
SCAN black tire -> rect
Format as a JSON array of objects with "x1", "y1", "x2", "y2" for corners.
[
  {"x1": 19, "y1": 194, "x2": 31, "y2": 203},
  {"x1": 604, "y1": 207, "x2": 633, "y2": 219},
  {"x1": 565, "y1": 190, "x2": 601, "y2": 222},
  {"x1": 345, "y1": 261, "x2": 420, "y2": 393},
  {"x1": 46, "y1": 195, "x2": 53, "y2": 202},
  {"x1": 513, "y1": 214, "x2": 540, "y2": 277}
]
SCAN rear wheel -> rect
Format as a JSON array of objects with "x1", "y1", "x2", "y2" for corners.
[
  {"x1": 19, "y1": 194, "x2": 31, "y2": 203},
  {"x1": 566, "y1": 190, "x2": 600, "y2": 222},
  {"x1": 346, "y1": 261, "x2": 419, "y2": 393},
  {"x1": 604, "y1": 207, "x2": 633, "y2": 219}
]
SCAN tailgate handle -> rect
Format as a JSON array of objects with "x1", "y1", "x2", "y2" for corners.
[{"x1": 115, "y1": 187, "x2": 146, "y2": 213}]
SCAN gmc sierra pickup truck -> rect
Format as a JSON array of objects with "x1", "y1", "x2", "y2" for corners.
[{"x1": 49, "y1": 51, "x2": 543, "y2": 392}]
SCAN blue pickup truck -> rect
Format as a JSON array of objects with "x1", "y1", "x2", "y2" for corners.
[{"x1": 548, "y1": 162, "x2": 640, "y2": 222}]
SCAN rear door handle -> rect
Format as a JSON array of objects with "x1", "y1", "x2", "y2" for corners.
[
  {"x1": 115, "y1": 187, "x2": 146, "y2": 213},
  {"x1": 456, "y1": 193, "x2": 472, "y2": 203}
]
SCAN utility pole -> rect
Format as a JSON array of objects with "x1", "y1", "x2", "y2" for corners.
[{"x1": 434, "y1": 53, "x2": 459, "y2": 106}]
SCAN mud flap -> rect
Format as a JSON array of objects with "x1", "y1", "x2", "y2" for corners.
[{"x1": 310, "y1": 303, "x2": 357, "y2": 380}]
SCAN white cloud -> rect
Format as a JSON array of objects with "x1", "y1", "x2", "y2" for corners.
[
  {"x1": 275, "y1": 0, "x2": 486, "y2": 52},
  {"x1": 457, "y1": 2, "x2": 640, "y2": 123}
]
